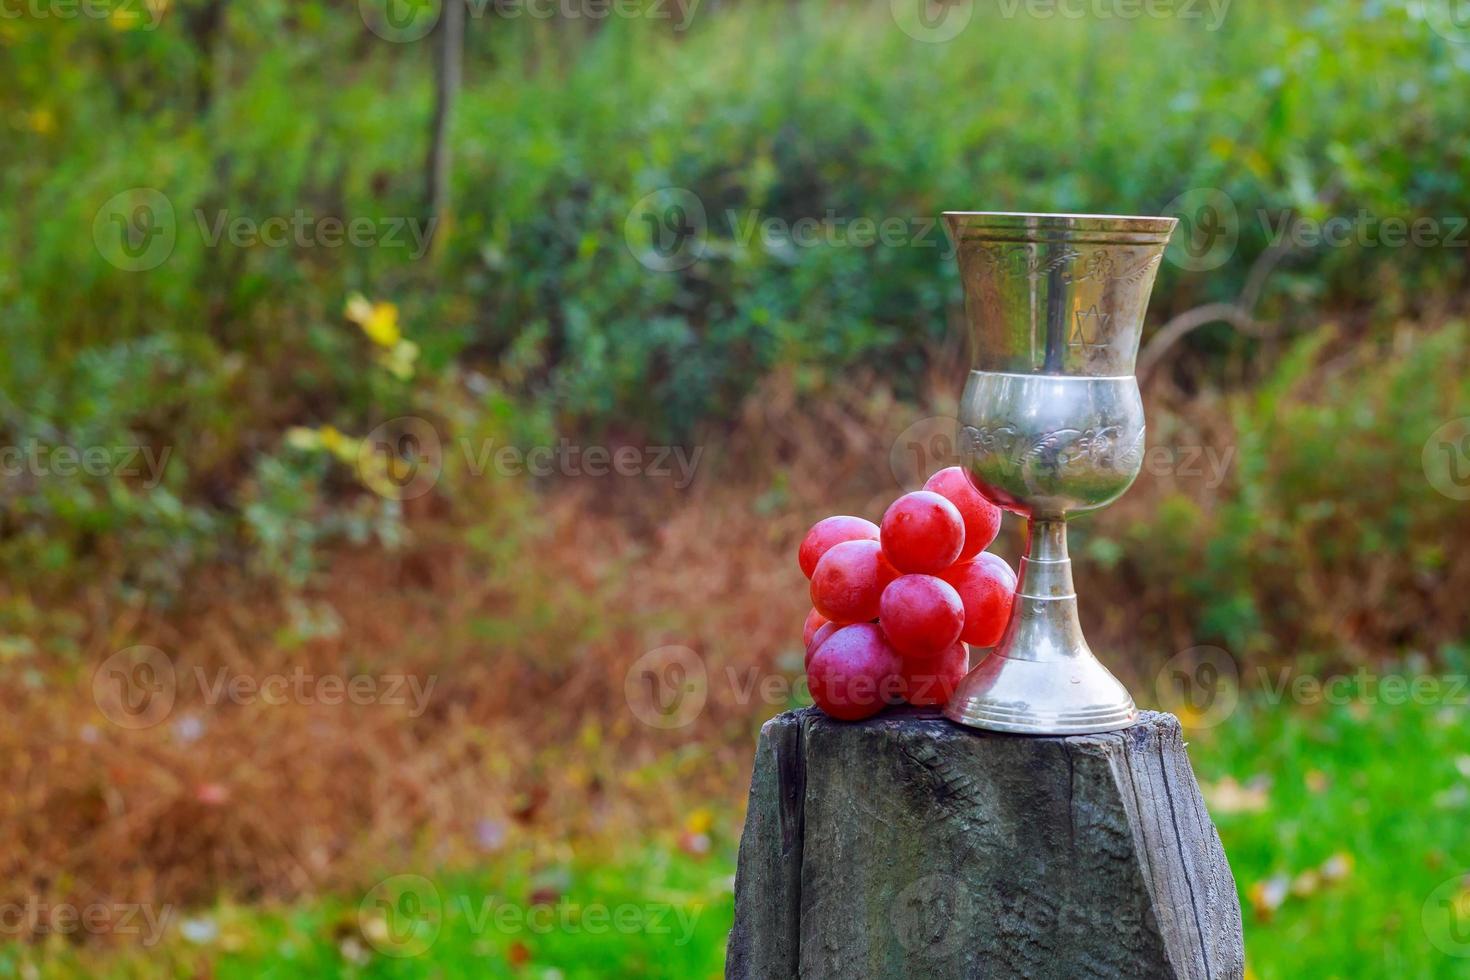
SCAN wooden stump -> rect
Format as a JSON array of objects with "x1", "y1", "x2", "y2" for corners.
[{"x1": 725, "y1": 707, "x2": 1244, "y2": 980}]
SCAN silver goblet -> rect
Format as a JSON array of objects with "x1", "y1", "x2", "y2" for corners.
[{"x1": 941, "y1": 212, "x2": 1177, "y2": 735}]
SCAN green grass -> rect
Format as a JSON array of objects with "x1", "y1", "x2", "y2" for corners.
[
  {"x1": 1187, "y1": 680, "x2": 1470, "y2": 978},
  {"x1": 1, "y1": 846, "x2": 732, "y2": 979},
  {"x1": 9, "y1": 687, "x2": 1470, "y2": 978}
]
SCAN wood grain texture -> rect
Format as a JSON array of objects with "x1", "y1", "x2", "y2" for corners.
[{"x1": 726, "y1": 707, "x2": 1243, "y2": 980}]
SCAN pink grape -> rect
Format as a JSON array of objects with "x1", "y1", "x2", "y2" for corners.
[
  {"x1": 878, "y1": 574, "x2": 965, "y2": 659},
  {"x1": 806, "y1": 624, "x2": 903, "y2": 721},
  {"x1": 805, "y1": 622, "x2": 838, "y2": 667},
  {"x1": 879, "y1": 491, "x2": 965, "y2": 574},
  {"x1": 802, "y1": 608, "x2": 829, "y2": 649},
  {"x1": 798, "y1": 515, "x2": 880, "y2": 579},
  {"x1": 898, "y1": 640, "x2": 970, "y2": 707},
  {"x1": 923, "y1": 466, "x2": 1003, "y2": 561},
  {"x1": 941, "y1": 552, "x2": 1018, "y2": 647},
  {"x1": 810, "y1": 539, "x2": 898, "y2": 624}
]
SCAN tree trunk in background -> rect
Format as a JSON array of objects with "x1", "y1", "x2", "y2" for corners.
[
  {"x1": 425, "y1": 0, "x2": 465, "y2": 254},
  {"x1": 184, "y1": 0, "x2": 230, "y2": 113}
]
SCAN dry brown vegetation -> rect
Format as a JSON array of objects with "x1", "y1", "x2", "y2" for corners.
[{"x1": 6, "y1": 331, "x2": 1470, "y2": 939}]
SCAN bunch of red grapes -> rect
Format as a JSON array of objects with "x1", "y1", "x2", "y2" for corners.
[{"x1": 800, "y1": 467, "x2": 1018, "y2": 721}]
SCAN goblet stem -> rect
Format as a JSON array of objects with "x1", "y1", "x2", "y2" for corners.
[
  {"x1": 947, "y1": 514, "x2": 1136, "y2": 733},
  {"x1": 993, "y1": 518, "x2": 1087, "y2": 664}
]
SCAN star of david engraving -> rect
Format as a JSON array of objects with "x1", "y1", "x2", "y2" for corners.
[{"x1": 1071, "y1": 304, "x2": 1112, "y2": 352}]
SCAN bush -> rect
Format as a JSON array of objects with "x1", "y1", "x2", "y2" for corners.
[{"x1": 2, "y1": 0, "x2": 1467, "y2": 607}]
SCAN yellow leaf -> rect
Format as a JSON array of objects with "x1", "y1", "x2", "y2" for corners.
[
  {"x1": 344, "y1": 294, "x2": 402, "y2": 348},
  {"x1": 318, "y1": 425, "x2": 344, "y2": 453},
  {"x1": 685, "y1": 808, "x2": 714, "y2": 835}
]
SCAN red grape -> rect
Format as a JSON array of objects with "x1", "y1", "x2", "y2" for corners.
[
  {"x1": 941, "y1": 552, "x2": 1018, "y2": 647},
  {"x1": 806, "y1": 624, "x2": 903, "y2": 720},
  {"x1": 798, "y1": 515, "x2": 880, "y2": 579},
  {"x1": 878, "y1": 574, "x2": 965, "y2": 659},
  {"x1": 810, "y1": 539, "x2": 898, "y2": 624},
  {"x1": 880, "y1": 491, "x2": 965, "y2": 573},
  {"x1": 898, "y1": 640, "x2": 969, "y2": 706},
  {"x1": 923, "y1": 466, "x2": 1003, "y2": 561},
  {"x1": 802, "y1": 608, "x2": 829, "y2": 649},
  {"x1": 805, "y1": 622, "x2": 838, "y2": 667}
]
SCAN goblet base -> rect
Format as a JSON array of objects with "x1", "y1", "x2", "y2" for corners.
[{"x1": 943, "y1": 650, "x2": 1138, "y2": 735}]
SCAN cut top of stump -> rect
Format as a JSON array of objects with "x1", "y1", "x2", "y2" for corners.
[{"x1": 726, "y1": 706, "x2": 1244, "y2": 980}]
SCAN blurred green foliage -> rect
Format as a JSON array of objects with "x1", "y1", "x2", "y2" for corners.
[
  {"x1": 1101, "y1": 321, "x2": 1470, "y2": 660},
  {"x1": 2, "y1": 3, "x2": 1468, "y2": 632}
]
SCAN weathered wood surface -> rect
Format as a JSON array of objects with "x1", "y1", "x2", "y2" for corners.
[{"x1": 726, "y1": 707, "x2": 1243, "y2": 980}]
